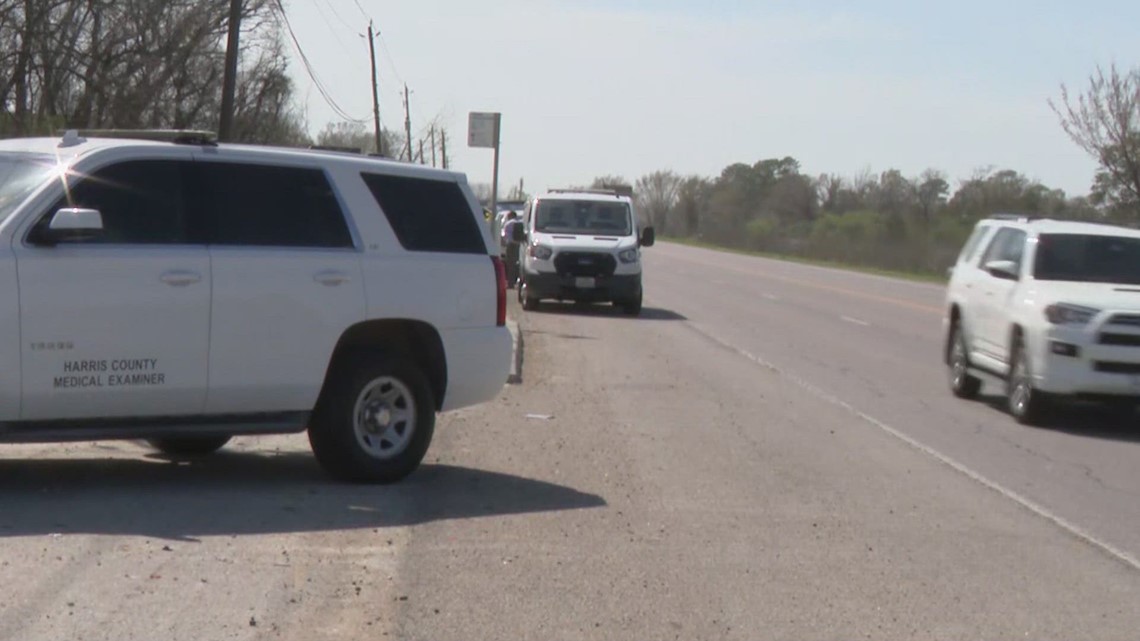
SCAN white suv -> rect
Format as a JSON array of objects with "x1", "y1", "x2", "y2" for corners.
[
  {"x1": 0, "y1": 130, "x2": 511, "y2": 482},
  {"x1": 511, "y1": 188, "x2": 655, "y2": 315},
  {"x1": 943, "y1": 215, "x2": 1140, "y2": 424}
]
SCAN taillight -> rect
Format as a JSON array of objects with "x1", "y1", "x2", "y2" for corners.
[{"x1": 491, "y1": 256, "x2": 507, "y2": 326}]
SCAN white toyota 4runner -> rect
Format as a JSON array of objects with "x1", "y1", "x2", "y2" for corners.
[
  {"x1": 511, "y1": 188, "x2": 655, "y2": 315},
  {"x1": 943, "y1": 214, "x2": 1140, "y2": 424},
  {"x1": 0, "y1": 130, "x2": 510, "y2": 482}
]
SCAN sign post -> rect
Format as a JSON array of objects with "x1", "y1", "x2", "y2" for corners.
[{"x1": 468, "y1": 111, "x2": 502, "y2": 237}]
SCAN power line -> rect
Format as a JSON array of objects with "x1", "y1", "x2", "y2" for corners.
[
  {"x1": 272, "y1": 0, "x2": 369, "y2": 124},
  {"x1": 322, "y1": 0, "x2": 356, "y2": 32},
  {"x1": 312, "y1": 1, "x2": 358, "y2": 58},
  {"x1": 377, "y1": 32, "x2": 405, "y2": 86},
  {"x1": 351, "y1": 0, "x2": 369, "y2": 20}
]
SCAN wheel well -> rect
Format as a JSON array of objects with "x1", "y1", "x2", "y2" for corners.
[{"x1": 318, "y1": 320, "x2": 447, "y2": 411}]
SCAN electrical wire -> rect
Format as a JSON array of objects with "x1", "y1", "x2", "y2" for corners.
[{"x1": 272, "y1": 0, "x2": 369, "y2": 124}]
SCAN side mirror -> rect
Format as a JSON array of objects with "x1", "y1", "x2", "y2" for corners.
[
  {"x1": 32, "y1": 208, "x2": 105, "y2": 246},
  {"x1": 640, "y1": 226, "x2": 655, "y2": 247},
  {"x1": 984, "y1": 259, "x2": 1019, "y2": 281},
  {"x1": 511, "y1": 222, "x2": 526, "y2": 243}
]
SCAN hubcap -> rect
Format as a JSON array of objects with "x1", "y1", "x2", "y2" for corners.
[
  {"x1": 951, "y1": 337, "x2": 967, "y2": 388},
  {"x1": 1010, "y1": 355, "x2": 1030, "y2": 415},
  {"x1": 353, "y1": 376, "x2": 416, "y2": 460}
]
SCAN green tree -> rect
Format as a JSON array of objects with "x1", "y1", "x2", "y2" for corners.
[{"x1": 1050, "y1": 63, "x2": 1140, "y2": 218}]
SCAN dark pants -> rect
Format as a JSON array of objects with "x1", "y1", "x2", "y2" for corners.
[{"x1": 504, "y1": 243, "x2": 520, "y2": 286}]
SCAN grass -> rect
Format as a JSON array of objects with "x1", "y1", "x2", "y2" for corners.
[{"x1": 661, "y1": 236, "x2": 950, "y2": 284}]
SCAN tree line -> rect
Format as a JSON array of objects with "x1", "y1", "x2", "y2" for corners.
[
  {"x1": 0, "y1": 0, "x2": 448, "y2": 163},
  {"x1": 610, "y1": 64, "x2": 1140, "y2": 276}
]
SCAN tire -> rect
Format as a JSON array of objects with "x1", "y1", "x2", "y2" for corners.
[
  {"x1": 1007, "y1": 336, "x2": 1049, "y2": 425},
  {"x1": 308, "y1": 352, "x2": 436, "y2": 484},
  {"x1": 147, "y1": 435, "x2": 231, "y2": 457},
  {"x1": 519, "y1": 279, "x2": 539, "y2": 311},
  {"x1": 948, "y1": 323, "x2": 981, "y2": 399},
  {"x1": 619, "y1": 290, "x2": 643, "y2": 316}
]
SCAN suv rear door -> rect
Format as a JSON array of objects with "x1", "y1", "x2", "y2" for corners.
[{"x1": 193, "y1": 159, "x2": 365, "y2": 414}]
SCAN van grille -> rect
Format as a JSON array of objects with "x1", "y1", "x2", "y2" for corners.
[{"x1": 553, "y1": 251, "x2": 616, "y2": 278}]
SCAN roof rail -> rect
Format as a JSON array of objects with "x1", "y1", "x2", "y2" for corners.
[
  {"x1": 55, "y1": 128, "x2": 218, "y2": 146},
  {"x1": 547, "y1": 187, "x2": 633, "y2": 198},
  {"x1": 987, "y1": 213, "x2": 1048, "y2": 222}
]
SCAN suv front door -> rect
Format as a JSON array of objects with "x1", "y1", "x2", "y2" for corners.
[
  {"x1": 974, "y1": 227, "x2": 1027, "y2": 362},
  {"x1": 14, "y1": 154, "x2": 211, "y2": 420}
]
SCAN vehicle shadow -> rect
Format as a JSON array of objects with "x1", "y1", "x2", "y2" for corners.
[
  {"x1": 533, "y1": 302, "x2": 687, "y2": 321},
  {"x1": 0, "y1": 452, "x2": 606, "y2": 541},
  {"x1": 978, "y1": 393, "x2": 1140, "y2": 443}
]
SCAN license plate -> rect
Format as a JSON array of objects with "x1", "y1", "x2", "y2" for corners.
[{"x1": 574, "y1": 277, "x2": 596, "y2": 289}]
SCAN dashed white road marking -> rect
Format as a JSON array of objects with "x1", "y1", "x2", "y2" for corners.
[{"x1": 841, "y1": 315, "x2": 871, "y2": 327}]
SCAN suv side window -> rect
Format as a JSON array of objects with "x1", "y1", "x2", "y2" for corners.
[
  {"x1": 957, "y1": 224, "x2": 991, "y2": 264},
  {"x1": 361, "y1": 173, "x2": 485, "y2": 254},
  {"x1": 197, "y1": 162, "x2": 354, "y2": 248},
  {"x1": 33, "y1": 159, "x2": 190, "y2": 245},
  {"x1": 979, "y1": 228, "x2": 1028, "y2": 269}
]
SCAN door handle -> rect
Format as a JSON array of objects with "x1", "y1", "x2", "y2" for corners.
[
  {"x1": 314, "y1": 270, "x2": 350, "y2": 286},
  {"x1": 160, "y1": 270, "x2": 202, "y2": 287}
]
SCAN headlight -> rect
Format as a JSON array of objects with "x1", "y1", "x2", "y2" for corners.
[
  {"x1": 529, "y1": 245, "x2": 553, "y2": 260},
  {"x1": 1044, "y1": 303, "x2": 1099, "y2": 325},
  {"x1": 618, "y1": 248, "x2": 639, "y2": 264}
]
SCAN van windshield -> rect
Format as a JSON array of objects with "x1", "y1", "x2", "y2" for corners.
[
  {"x1": 0, "y1": 152, "x2": 58, "y2": 223},
  {"x1": 534, "y1": 199, "x2": 632, "y2": 236},
  {"x1": 1034, "y1": 233, "x2": 1140, "y2": 285}
]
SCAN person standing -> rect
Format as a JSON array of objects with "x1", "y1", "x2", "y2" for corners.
[{"x1": 500, "y1": 211, "x2": 522, "y2": 287}]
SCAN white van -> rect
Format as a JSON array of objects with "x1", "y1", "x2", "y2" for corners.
[{"x1": 512, "y1": 188, "x2": 654, "y2": 315}]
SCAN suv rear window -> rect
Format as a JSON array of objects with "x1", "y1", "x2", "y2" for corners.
[
  {"x1": 361, "y1": 173, "x2": 485, "y2": 254},
  {"x1": 197, "y1": 162, "x2": 354, "y2": 248}
]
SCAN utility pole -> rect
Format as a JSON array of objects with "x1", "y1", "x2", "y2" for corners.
[
  {"x1": 419, "y1": 139, "x2": 425, "y2": 164},
  {"x1": 402, "y1": 84, "x2": 412, "y2": 161},
  {"x1": 430, "y1": 126, "x2": 437, "y2": 167},
  {"x1": 440, "y1": 130, "x2": 448, "y2": 168},
  {"x1": 366, "y1": 21, "x2": 383, "y2": 156},
  {"x1": 218, "y1": 0, "x2": 243, "y2": 141}
]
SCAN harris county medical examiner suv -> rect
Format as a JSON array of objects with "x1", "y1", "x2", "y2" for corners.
[{"x1": 0, "y1": 130, "x2": 511, "y2": 483}]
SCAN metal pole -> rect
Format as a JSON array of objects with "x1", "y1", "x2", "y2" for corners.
[
  {"x1": 489, "y1": 114, "x2": 501, "y2": 237},
  {"x1": 218, "y1": 0, "x2": 243, "y2": 141}
]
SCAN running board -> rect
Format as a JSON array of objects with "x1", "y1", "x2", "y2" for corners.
[{"x1": 0, "y1": 412, "x2": 310, "y2": 444}]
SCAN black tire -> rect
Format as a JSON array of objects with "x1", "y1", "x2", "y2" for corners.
[
  {"x1": 620, "y1": 292, "x2": 642, "y2": 316},
  {"x1": 308, "y1": 352, "x2": 436, "y2": 484},
  {"x1": 520, "y1": 279, "x2": 539, "y2": 311},
  {"x1": 1007, "y1": 336, "x2": 1049, "y2": 425},
  {"x1": 147, "y1": 436, "x2": 232, "y2": 457},
  {"x1": 948, "y1": 323, "x2": 981, "y2": 399}
]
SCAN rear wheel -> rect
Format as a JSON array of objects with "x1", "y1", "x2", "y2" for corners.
[
  {"x1": 308, "y1": 352, "x2": 435, "y2": 483},
  {"x1": 948, "y1": 323, "x2": 981, "y2": 399},
  {"x1": 1007, "y1": 337, "x2": 1049, "y2": 425},
  {"x1": 147, "y1": 436, "x2": 232, "y2": 457}
]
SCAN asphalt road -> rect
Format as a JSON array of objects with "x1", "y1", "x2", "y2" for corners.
[{"x1": 2, "y1": 241, "x2": 1140, "y2": 640}]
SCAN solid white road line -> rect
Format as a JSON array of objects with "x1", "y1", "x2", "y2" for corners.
[{"x1": 687, "y1": 320, "x2": 1140, "y2": 574}]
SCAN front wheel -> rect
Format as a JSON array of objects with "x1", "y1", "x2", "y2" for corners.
[
  {"x1": 619, "y1": 291, "x2": 643, "y2": 316},
  {"x1": 519, "y1": 279, "x2": 539, "y2": 311},
  {"x1": 147, "y1": 436, "x2": 232, "y2": 457},
  {"x1": 308, "y1": 353, "x2": 436, "y2": 483},
  {"x1": 948, "y1": 323, "x2": 981, "y2": 399},
  {"x1": 1007, "y1": 338, "x2": 1049, "y2": 425}
]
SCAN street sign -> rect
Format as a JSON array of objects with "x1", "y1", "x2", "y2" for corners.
[{"x1": 468, "y1": 112, "x2": 500, "y2": 148}]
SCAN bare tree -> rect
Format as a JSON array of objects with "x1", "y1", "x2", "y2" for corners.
[
  {"x1": 635, "y1": 170, "x2": 682, "y2": 233},
  {"x1": 1050, "y1": 63, "x2": 1140, "y2": 216},
  {"x1": 914, "y1": 169, "x2": 949, "y2": 223}
]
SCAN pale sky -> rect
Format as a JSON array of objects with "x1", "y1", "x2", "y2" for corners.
[{"x1": 280, "y1": 0, "x2": 1140, "y2": 198}]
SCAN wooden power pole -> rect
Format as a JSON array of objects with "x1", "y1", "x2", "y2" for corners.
[
  {"x1": 366, "y1": 21, "x2": 383, "y2": 156},
  {"x1": 218, "y1": 0, "x2": 243, "y2": 141},
  {"x1": 402, "y1": 84, "x2": 412, "y2": 161}
]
